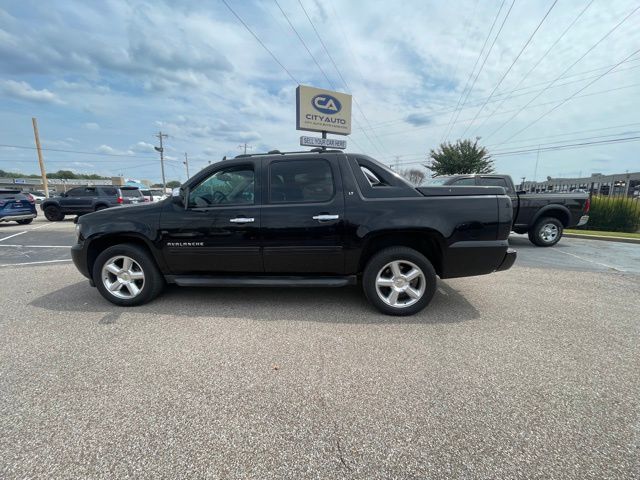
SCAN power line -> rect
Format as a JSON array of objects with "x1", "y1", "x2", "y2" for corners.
[
  {"x1": 296, "y1": 0, "x2": 389, "y2": 157},
  {"x1": 273, "y1": 0, "x2": 335, "y2": 88},
  {"x1": 459, "y1": 0, "x2": 559, "y2": 138},
  {"x1": 373, "y1": 81, "x2": 640, "y2": 139},
  {"x1": 486, "y1": 121, "x2": 640, "y2": 147},
  {"x1": 470, "y1": 0, "x2": 595, "y2": 137},
  {"x1": 0, "y1": 143, "x2": 163, "y2": 160},
  {"x1": 500, "y1": 47, "x2": 640, "y2": 143},
  {"x1": 385, "y1": 134, "x2": 640, "y2": 169},
  {"x1": 485, "y1": 4, "x2": 640, "y2": 142},
  {"x1": 221, "y1": 0, "x2": 299, "y2": 84},
  {"x1": 442, "y1": 0, "x2": 515, "y2": 141},
  {"x1": 361, "y1": 57, "x2": 640, "y2": 131}
]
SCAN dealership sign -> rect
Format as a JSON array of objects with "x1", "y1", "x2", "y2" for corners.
[
  {"x1": 300, "y1": 136, "x2": 347, "y2": 149},
  {"x1": 296, "y1": 85, "x2": 352, "y2": 135}
]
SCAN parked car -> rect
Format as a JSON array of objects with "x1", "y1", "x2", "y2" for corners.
[
  {"x1": 0, "y1": 189, "x2": 37, "y2": 224},
  {"x1": 120, "y1": 186, "x2": 145, "y2": 204},
  {"x1": 24, "y1": 191, "x2": 47, "y2": 204},
  {"x1": 423, "y1": 174, "x2": 590, "y2": 246},
  {"x1": 150, "y1": 188, "x2": 165, "y2": 201},
  {"x1": 72, "y1": 150, "x2": 516, "y2": 315},
  {"x1": 139, "y1": 189, "x2": 153, "y2": 202},
  {"x1": 40, "y1": 186, "x2": 134, "y2": 221}
]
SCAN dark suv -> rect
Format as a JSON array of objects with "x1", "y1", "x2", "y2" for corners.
[{"x1": 41, "y1": 186, "x2": 141, "y2": 221}]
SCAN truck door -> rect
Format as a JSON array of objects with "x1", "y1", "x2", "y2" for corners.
[
  {"x1": 160, "y1": 161, "x2": 263, "y2": 274},
  {"x1": 260, "y1": 156, "x2": 345, "y2": 274}
]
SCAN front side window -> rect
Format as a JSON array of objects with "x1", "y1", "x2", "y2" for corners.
[
  {"x1": 66, "y1": 188, "x2": 85, "y2": 197},
  {"x1": 269, "y1": 160, "x2": 334, "y2": 203},
  {"x1": 188, "y1": 166, "x2": 254, "y2": 207}
]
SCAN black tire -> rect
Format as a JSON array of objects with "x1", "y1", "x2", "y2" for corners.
[
  {"x1": 362, "y1": 246, "x2": 437, "y2": 316},
  {"x1": 92, "y1": 243, "x2": 164, "y2": 306},
  {"x1": 16, "y1": 219, "x2": 33, "y2": 225},
  {"x1": 95, "y1": 204, "x2": 108, "y2": 211},
  {"x1": 43, "y1": 205, "x2": 64, "y2": 221},
  {"x1": 513, "y1": 227, "x2": 527, "y2": 235},
  {"x1": 529, "y1": 217, "x2": 563, "y2": 247}
]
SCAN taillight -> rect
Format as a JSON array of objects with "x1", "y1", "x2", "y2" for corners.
[
  {"x1": 584, "y1": 197, "x2": 590, "y2": 214},
  {"x1": 117, "y1": 196, "x2": 123, "y2": 204},
  {"x1": 26, "y1": 193, "x2": 35, "y2": 204}
]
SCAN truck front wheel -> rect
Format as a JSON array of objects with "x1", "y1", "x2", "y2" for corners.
[
  {"x1": 529, "y1": 217, "x2": 563, "y2": 247},
  {"x1": 92, "y1": 243, "x2": 164, "y2": 306},
  {"x1": 362, "y1": 247, "x2": 437, "y2": 316}
]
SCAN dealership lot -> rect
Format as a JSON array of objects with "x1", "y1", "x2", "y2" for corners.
[{"x1": 1, "y1": 215, "x2": 639, "y2": 478}]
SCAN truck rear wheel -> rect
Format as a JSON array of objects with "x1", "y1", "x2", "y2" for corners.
[
  {"x1": 92, "y1": 243, "x2": 164, "y2": 306},
  {"x1": 362, "y1": 247, "x2": 437, "y2": 316},
  {"x1": 529, "y1": 217, "x2": 563, "y2": 247},
  {"x1": 43, "y1": 205, "x2": 64, "y2": 221}
]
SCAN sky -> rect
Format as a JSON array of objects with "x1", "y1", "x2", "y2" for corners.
[{"x1": 1, "y1": 0, "x2": 639, "y2": 184}]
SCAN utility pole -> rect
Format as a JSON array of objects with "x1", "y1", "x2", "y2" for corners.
[
  {"x1": 521, "y1": 177, "x2": 526, "y2": 190},
  {"x1": 31, "y1": 117, "x2": 49, "y2": 197},
  {"x1": 238, "y1": 143, "x2": 253, "y2": 155},
  {"x1": 154, "y1": 132, "x2": 168, "y2": 192},
  {"x1": 183, "y1": 152, "x2": 190, "y2": 179},
  {"x1": 394, "y1": 156, "x2": 400, "y2": 171}
]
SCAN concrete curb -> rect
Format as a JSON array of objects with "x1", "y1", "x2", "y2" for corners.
[{"x1": 564, "y1": 233, "x2": 640, "y2": 245}]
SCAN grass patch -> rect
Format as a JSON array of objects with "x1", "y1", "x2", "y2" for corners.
[{"x1": 565, "y1": 229, "x2": 640, "y2": 239}]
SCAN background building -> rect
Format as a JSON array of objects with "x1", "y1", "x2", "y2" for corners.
[{"x1": 521, "y1": 171, "x2": 640, "y2": 196}]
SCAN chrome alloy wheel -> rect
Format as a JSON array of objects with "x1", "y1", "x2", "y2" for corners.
[
  {"x1": 101, "y1": 255, "x2": 145, "y2": 299},
  {"x1": 539, "y1": 223, "x2": 559, "y2": 243},
  {"x1": 375, "y1": 260, "x2": 426, "y2": 308}
]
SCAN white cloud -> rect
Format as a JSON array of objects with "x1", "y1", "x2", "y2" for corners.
[
  {"x1": 84, "y1": 122, "x2": 100, "y2": 130},
  {"x1": 0, "y1": 80, "x2": 64, "y2": 104},
  {"x1": 129, "y1": 141, "x2": 155, "y2": 153}
]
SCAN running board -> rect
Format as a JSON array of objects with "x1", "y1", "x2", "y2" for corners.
[{"x1": 165, "y1": 275, "x2": 357, "y2": 288}]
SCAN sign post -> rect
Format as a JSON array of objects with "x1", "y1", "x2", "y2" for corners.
[{"x1": 296, "y1": 85, "x2": 352, "y2": 150}]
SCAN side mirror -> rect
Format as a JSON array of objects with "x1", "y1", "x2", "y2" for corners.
[{"x1": 175, "y1": 186, "x2": 189, "y2": 210}]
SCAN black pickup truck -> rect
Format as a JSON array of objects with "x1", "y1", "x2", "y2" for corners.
[
  {"x1": 425, "y1": 174, "x2": 590, "y2": 246},
  {"x1": 72, "y1": 151, "x2": 516, "y2": 315}
]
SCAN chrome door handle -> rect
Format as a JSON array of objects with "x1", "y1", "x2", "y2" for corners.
[
  {"x1": 312, "y1": 214, "x2": 339, "y2": 221},
  {"x1": 229, "y1": 217, "x2": 255, "y2": 223}
]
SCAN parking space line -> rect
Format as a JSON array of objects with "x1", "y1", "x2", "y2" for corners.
[
  {"x1": 551, "y1": 248, "x2": 625, "y2": 272},
  {"x1": 0, "y1": 259, "x2": 72, "y2": 267},
  {"x1": 0, "y1": 231, "x2": 28, "y2": 242}
]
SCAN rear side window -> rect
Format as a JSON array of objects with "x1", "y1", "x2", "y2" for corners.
[
  {"x1": 99, "y1": 187, "x2": 117, "y2": 196},
  {"x1": 269, "y1": 159, "x2": 334, "y2": 203},
  {"x1": 360, "y1": 166, "x2": 385, "y2": 187},
  {"x1": 478, "y1": 177, "x2": 511, "y2": 193},
  {"x1": 451, "y1": 178, "x2": 476, "y2": 186}
]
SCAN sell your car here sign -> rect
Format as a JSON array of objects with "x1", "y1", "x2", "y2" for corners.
[{"x1": 296, "y1": 85, "x2": 352, "y2": 135}]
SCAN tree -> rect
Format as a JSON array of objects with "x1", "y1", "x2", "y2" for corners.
[
  {"x1": 400, "y1": 168, "x2": 426, "y2": 186},
  {"x1": 166, "y1": 180, "x2": 181, "y2": 188},
  {"x1": 427, "y1": 138, "x2": 494, "y2": 176}
]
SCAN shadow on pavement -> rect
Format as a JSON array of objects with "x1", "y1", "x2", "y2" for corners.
[{"x1": 30, "y1": 280, "x2": 480, "y2": 325}]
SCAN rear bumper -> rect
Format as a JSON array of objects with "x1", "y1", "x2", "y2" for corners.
[
  {"x1": 0, "y1": 212, "x2": 37, "y2": 222},
  {"x1": 441, "y1": 240, "x2": 516, "y2": 278},
  {"x1": 496, "y1": 248, "x2": 517, "y2": 272}
]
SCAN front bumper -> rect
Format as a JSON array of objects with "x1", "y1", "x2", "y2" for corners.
[
  {"x1": 577, "y1": 215, "x2": 589, "y2": 227},
  {"x1": 0, "y1": 213, "x2": 37, "y2": 222},
  {"x1": 71, "y1": 242, "x2": 91, "y2": 279},
  {"x1": 496, "y1": 248, "x2": 517, "y2": 272}
]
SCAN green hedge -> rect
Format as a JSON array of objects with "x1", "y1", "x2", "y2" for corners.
[{"x1": 583, "y1": 196, "x2": 640, "y2": 232}]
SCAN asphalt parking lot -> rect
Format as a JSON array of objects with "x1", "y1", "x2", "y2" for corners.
[{"x1": 1, "y1": 213, "x2": 639, "y2": 479}]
